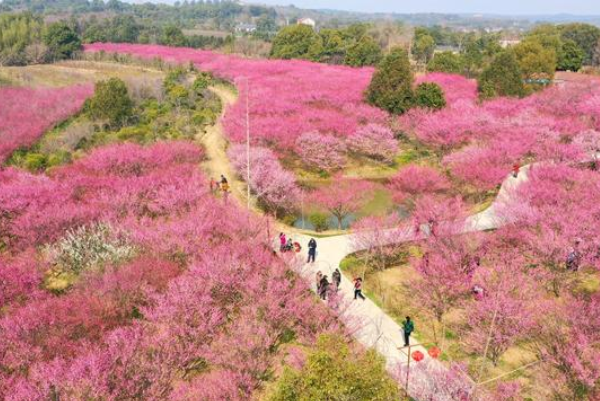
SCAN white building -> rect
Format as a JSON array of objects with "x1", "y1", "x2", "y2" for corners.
[
  {"x1": 500, "y1": 39, "x2": 521, "y2": 48},
  {"x1": 297, "y1": 17, "x2": 316, "y2": 28}
]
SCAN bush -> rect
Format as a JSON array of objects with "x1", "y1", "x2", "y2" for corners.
[
  {"x1": 47, "y1": 149, "x2": 72, "y2": 167},
  {"x1": 414, "y1": 82, "x2": 447, "y2": 110},
  {"x1": 308, "y1": 212, "x2": 329, "y2": 232},
  {"x1": 266, "y1": 334, "x2": 399, "y2": 401},
  {"x1": 24, "y1": 153, "x2": 48, "y2": 171}
]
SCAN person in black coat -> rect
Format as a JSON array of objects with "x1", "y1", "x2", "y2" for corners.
[
  {"x1": 307, "y1": 238, "x2": 317, "y2": 263},
  {"x1": 319, "y1": 275, "x2": 329, "y2": 300}
]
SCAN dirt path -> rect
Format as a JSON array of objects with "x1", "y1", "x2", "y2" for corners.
[{"x1": 197, "y1": 85, "x2": 262, "y2": 212}]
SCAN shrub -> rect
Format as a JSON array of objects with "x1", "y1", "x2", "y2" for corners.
[
  {"x1": 308, "y1": 212, "x2": 329, "y2": 232},
  {"x1": 24, "y1": 153, "x2": 48, "y2": 172},
  {"x1": 46, "y1": 222, "x2": 135, "y2": 277},
  {"x1": 296, "y1": 131, "x2": 347, "y2": 172},
  {"x1": 266, "y1": 334, "x2": 399, "y2": 401},
  {"x1": 414, "y1": 82, "x2": 447, "y2": 110},
  {"x1": 347, "y1": 124, "x2": 398, "y2": 163}
]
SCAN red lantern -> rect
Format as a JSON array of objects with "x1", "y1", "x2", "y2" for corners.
[
  {"x1": 411, "y1": 350, "x2": 425, "y2": 362},
  {"x1": 428, "y1": 346, "x2": 441, "y2": 359}
]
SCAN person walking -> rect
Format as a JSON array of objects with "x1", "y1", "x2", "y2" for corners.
[
  {"x1": 316, "y1": 271, "x2": 323, "y2": 293},
  {"x1": 279, "y1": 233, "x2": 286, "y2": 252},
  {"x1": 220, "y1": 174, "x2": 228, "y2": 186},
  {"x1": 307, "y1": 238, "x2": 317, "y2": 263},
  {"x1": 332, "y1": 268, "x2": 341, "y2": 291},
  {"x1": 209, "y1": 177, "x2": 218, "y2": 194},
  {"x1": 402, "y1": 316, "x2": 415, "y2": 347},
  {"x1": 319, "y1": 275, "x2": 330, "y2": 300},
  {"x1": 353, "y1": 277, "x2": 365, "y2": 301},
  {"x1": 512, "y1": 163, "x2": 520, "y2": 178}
]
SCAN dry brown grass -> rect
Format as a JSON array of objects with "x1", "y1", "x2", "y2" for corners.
[{"x1": 0, "y1": 60, "x2": 164, "y2": 87}]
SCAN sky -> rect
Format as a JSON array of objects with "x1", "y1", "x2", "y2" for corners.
[{"x1": 253, "y1": 0, "x2": 600, "y2": 15}]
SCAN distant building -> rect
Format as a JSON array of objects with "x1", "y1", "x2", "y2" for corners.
[
  {"x1": 297, "y1": 18, "x2": 316, "y2": 28},
  {"x1": 500, "y1": 39, "x2": 521, "y2": 48},
  {"x1": 235, "y1": 23, "x2": 257, "y2": 34},
  {"x1": 435, "y1": 45, "x2": 461, "y2": 54}
]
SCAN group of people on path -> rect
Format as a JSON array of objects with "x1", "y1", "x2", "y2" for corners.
[
  {"x1": 278, "y1": 232, "x2": 302, "y2": 253},
  {"x1": 275, "y1": 233, "x2": 419, "y2": 352},
  {"x1": 210, "y1": 174, "x2": 230, "y2": 200},
  {"x1": 315, "y1": 269, "x2": 341, "y2": 300}
]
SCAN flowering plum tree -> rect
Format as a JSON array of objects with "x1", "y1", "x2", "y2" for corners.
[
  {"x1": 347, "y1": 123, "x2": 398, "y2": 164},
  {"x1": 310, "y1": 176, "x2": 374, "y2": 230},
  {"x1": 387, "y1": 165, "x2": 450, "y2": 202},
  {"x1": 464, "y1": 251, "x2": 540, "y2": 367},
  {"x1": 228, "y1": 144, "x2": 299, "y2": 214},
  {"x1": 295, "y1": 131, "x2": 347, "y2": 172}
]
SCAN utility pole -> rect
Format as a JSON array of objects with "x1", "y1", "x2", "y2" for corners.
[{"x1": 245, "y1": 77, "x2": 251, "y2": 210}]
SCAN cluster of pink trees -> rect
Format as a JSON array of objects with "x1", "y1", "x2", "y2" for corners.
[
  {"x1": 84, "y1": 43, "x2": 388, "y2": 152},
  {"x1": 396, "y1": 160, "x2": 600, "y2": 399},
  {"x1": 295, "y1": 124, "x2": 398, "y2": 171},
  {"x1": 0, "y1": 141, "x2": 342, "y2": 400},
  {"x1": 399, "y1": 75, "x2": 600, "y2": 189},
  {"x1": 0, "y1": 84, "x2": 92, "y2": 162}
]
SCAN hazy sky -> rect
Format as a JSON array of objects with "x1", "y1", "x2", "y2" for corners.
[{"x1": 254, "y1": 0, "x2": 600, "y2": 15}]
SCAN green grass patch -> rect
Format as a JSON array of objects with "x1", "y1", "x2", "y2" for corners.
[{"x1": 358, "y1": 188, "x2": 394, "y2": 217}]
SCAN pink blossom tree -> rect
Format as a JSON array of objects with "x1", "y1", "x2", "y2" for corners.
[
  {"x1": 228, "y1": 144, "x2": 299, "y2": 215},
  {"x1": 295, "y1": 131, "x2": 347, "y2": 172},
  {"x1": 464, "y1": 251, "x2": 540, "y2": 367},
  {"x1": 310, "y1": 176, "x2": 374, "y2": 230},
  {"x1": 347, "y1": 124, "x2": 398, "y2": 164},
  {"x1": 387, "y1": 165, "x2": 450, "y2": 203}
]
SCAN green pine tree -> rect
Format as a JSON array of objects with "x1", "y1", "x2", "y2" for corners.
[
  {"x1": 365, "y1": 46, "x2": 414, "y2": 114},
  {"x1": 478, "y1": 50, "x2": 525, "y2": 99}
]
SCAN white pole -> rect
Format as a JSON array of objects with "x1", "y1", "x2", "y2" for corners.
[
  {"x1": 245, "y1": 77, "x2": 251, "y2": 210},
  {"x1": 301, "y1": 188, "x2": 305, "y2": 229}
]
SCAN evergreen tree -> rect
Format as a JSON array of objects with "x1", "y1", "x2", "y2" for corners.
[
  {"x1": 161, "y1": 25, "x2": 187, "y2": 47},
  {"x1": 266, "y1": 334, "x2": 399, "y2": 401},
  {"x1": 365, "y1": 46, "x2": 414, "y2": 114},
  {"x1": 557, "y1": 39, "x2": 585, "y2": 71},
  {"x1": 478, "y1": 50, "x2": 525, "y2": 99},
  {"x1": 86, "y1": 78, "x2": 133, "y2": 128},
  {"x1": 414, "y1": 82, "x2": 446, "y2": 110},
  {"x1": 427, "y1": 51, "x2": 464, "y2": 74},
  {"x1": 43, "y1": 21, "x2": 81, "y2": 60},
  {"x1": 345, "y1": 36, "x2": 382, "y2": 67},
  {"x1": 270, "y1": 24, "x2": 319, "y2": 60}
]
